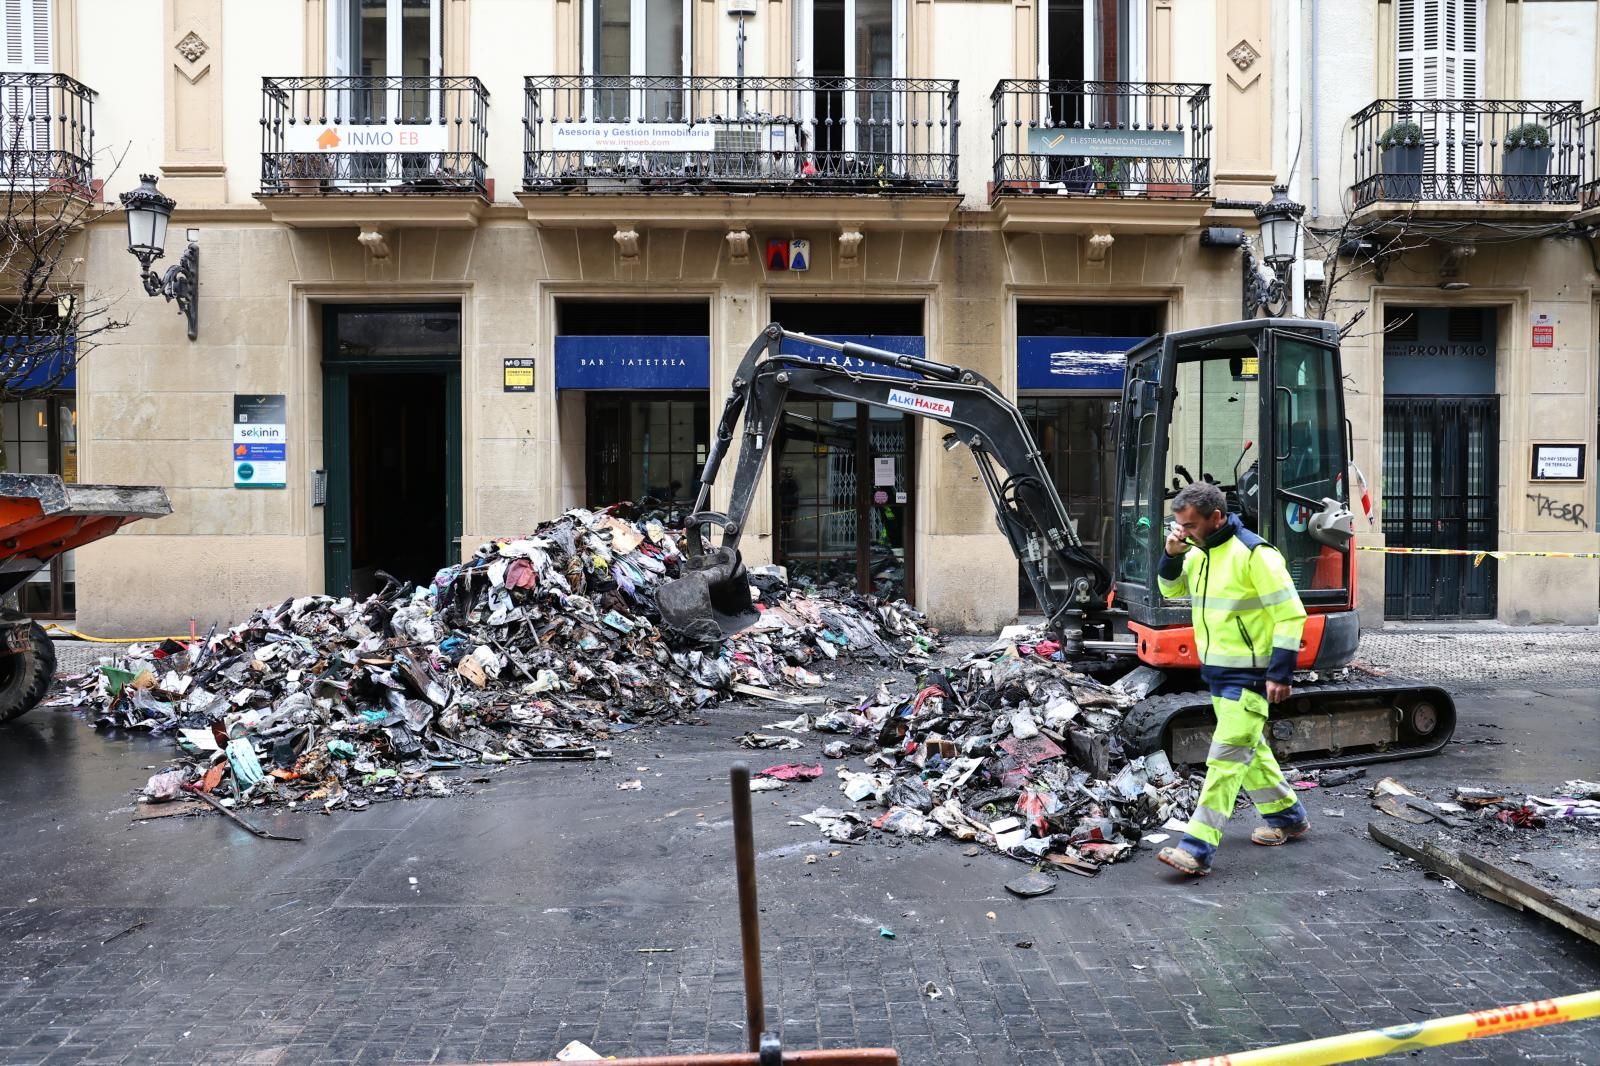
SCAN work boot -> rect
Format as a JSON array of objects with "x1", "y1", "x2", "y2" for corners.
[
  {"x1": 1157, "y1": 846, "x2": 1211, "y2": 877},
  {"x1": 1251, "y1": 820, "x2": 1311, "y2": 846}
]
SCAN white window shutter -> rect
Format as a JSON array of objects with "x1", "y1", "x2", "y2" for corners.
[
  {"x1": 28, "y1": 0, "x2": 48, "y2": 67},
  {"x1": 1395, "y1": 0, "x2": 1416, "y2": 99},
  {"x1": 3, "y1": 0, "x2": 51, "y2": 69}
]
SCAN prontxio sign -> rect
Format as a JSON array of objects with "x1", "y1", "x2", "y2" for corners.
[
  {"x1": 550, "y1": 123, "x2": 717, "y2": 153},
  {"x1": 234, "y1": 394, "x2": 287, "y2": 488},
  {"x1": 554, "y1": 336, "x2": 710, "y2": 390},
  {"x1": 284, "y1": 123, "x2": 449, "y2": 154},
  {"x1": 1026, "y1": 127, "x2": 1184, "y2": 159}
]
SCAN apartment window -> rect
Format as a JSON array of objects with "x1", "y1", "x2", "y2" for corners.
[
  {"x1": 1038, "y1": 0, "x2": 1144, "y2": 83},
  {"x1": 584, "y1": 0, "x2": 690, "y2": 120},
  {"x1": 1, "y1": 394, "x2": 76, "y2": 617},
  {"x1": 329, "y1": 0, "x2": 441, "y2": 122}
]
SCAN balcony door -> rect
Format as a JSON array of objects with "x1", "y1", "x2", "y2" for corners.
[
  {"x1": 329, "y1": 0, "x2": 441, "y2": 123},
  {"x1": 583, "y1": 0, "x2": 690, "y2": 121},
  {"x1": 1395, "y1": 0, "x2": 1483, "y2": 185},
  {"x1": 2, "y1": 0, "x2": 53, "y2": 163},
  {"x1": 792, "y1": 0, "x2": 906, "y2": 164},
  {"x1": 1038, "y1": 1, "x2": 1145, "y2": 118}
]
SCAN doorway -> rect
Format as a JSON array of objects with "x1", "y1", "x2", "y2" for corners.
[
  {"x1": 323, "y1": 304, "x2": 462, "y2": 599},
  {"x1": 775, "y1": 401, "x2": 913, "y2": 600},
  {"x1": 1381, "y1": 396, "x2": 1499, "y2": 620}
]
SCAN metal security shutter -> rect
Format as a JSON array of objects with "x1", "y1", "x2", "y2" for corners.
[{"x1": 1395, "y1": 0, "x2": 1482, "y2": 187}]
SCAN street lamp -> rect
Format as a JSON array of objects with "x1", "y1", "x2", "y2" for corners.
[
  {"x1": 119, "y1": 174, "x2": 199, "y2": 341},
  {"x1": 1240, "y1": 184, "x2": 1305, "y2": 318}
]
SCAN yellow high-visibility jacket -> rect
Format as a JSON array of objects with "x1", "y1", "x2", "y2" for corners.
[{"x1": 1156, "y1": 513, "x2": 1307, "y2": 684}]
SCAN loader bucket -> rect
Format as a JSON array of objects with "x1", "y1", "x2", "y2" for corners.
[{"x1": 658, "y1": 546, "x2": 760, "y2": 645}]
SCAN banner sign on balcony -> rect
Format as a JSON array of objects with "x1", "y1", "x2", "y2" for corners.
[
  {"x1": 781, "y1": 335, "x2": 923, "y2": 381},
  {"x1": 555, "y1": 335, "x2": 710, "y2": 390},
  {"x1": 1017, "y1": 336, "x2": 1141, "y2": 391},
  {"x1": 551, "y1": 123, "x2": 718, "y2": 153},
  {"x1": 1027, "y1": 127, "x2": 1184, "y2": 159},
  {"x1": 283, "y1": 123, "x2": 449, "y2": 154}
]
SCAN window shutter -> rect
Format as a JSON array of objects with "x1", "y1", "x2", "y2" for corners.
[
  {"x1": 1, "y1": 0, "x2": 49, "y2": 68},
  {"x1": 1395, "y1": 0, "x2": 1415, "y2": 99}
]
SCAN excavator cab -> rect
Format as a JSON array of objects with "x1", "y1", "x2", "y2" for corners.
[{"x1": 1110, "y1": 319, "x2": 1360, "y2": 669}]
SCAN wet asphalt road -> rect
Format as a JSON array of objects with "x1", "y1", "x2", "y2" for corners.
[{"x1": 0, "y1": 672, "x2": 1597, "y2": 1065}]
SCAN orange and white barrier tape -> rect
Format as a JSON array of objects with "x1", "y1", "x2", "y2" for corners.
[{"x1": 1165, "y1": 988, "x2": 1600, "y2": 1066}]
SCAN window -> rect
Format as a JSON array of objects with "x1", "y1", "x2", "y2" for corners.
[
  {"x1": 1038, "y1": 0, "x2": 1144, "y2": 83},
  {"x1": 1395, "y1": 0, "x2": 1482, "y2": 177},
  {"x1": 2, "y1": 0, "x2": 53, "y2": 161},
  {"x1": 1, "y1": 393, "x2": 76, "y2": 616},
  {"x1": 329, "y1": 0, "x2": 441, "y2": 122},
  {"x1": 584, "y1": 0, "x2": 690, "y2": 121},
  {"x1": 792, "y1": 0, "x2": 905, "y2": 158}
]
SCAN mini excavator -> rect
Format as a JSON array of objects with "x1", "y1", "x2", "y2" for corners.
[{"x1": 658, "y1": 320, "x2": 1455, "y2": 769}]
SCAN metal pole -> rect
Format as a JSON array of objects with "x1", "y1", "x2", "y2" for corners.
[{"x1": 729, "y1": 763, "x2": 765, "y2": 1053}]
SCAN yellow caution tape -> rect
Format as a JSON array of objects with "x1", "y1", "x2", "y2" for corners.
[
  {"x1": 1166, "y1": 988, "x2": 1600, "y2": 1066},
  {"x1": 1355, "y1": 545, "x2": 1600, "y2": 567},
  {"x1": 42, "y1": 623, "x2": 195, "y2": 644}
]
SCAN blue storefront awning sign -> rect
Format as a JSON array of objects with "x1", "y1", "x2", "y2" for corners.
[
  {"x1": 2, "y1": 336, "x2": 77, "y2": 391},
  {"x1": 555, "y1": 335, "x2": 710, "y2": 390},
  {"x1": 780, "y1": 334, "x2": 923, "y2": 380},
  {"x1": 1017, "y1": 335, "x2": 1141, "y2": 391}
]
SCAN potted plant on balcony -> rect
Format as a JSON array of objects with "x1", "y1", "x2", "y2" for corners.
[
  {"x1": 1377, "y1": 120, "x2": 1424, "y2": 200},
  {"x1": 1092, "y1": 156, "x2": 1128, "y2": 195},
  {"x1": 1502, "y1": 122, "x2": 1552, "y2": 203},
  {"x1": 281, "y1": 151, "x2": 335, "y2": 193}
]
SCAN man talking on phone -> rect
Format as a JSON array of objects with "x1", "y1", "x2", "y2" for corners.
[{"x1": 1154, "y1": 482, "x2": 1311, "y2": 877}]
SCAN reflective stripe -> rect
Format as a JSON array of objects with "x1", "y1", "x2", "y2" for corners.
[
  {"x1": 1200, "y1": 651, "x2": 1258, "y2": 669},
  {"x1": 1258, "y1": 587, "x2": 1296, "y2": 607},
  {"x1": 1272, "y1": 633, "x2": 1301, "y2": 650},
  {"x1": 1208, "y1": 741, "x2": 1256, "y2": 765},
  {"x1": 1248, "y1": 783, "x2": 1295, "y2": 805},
  {"x1": 1184, "y1": 820, "x2": 1223, "y2": 846},
  {"x1": 1195, "y1": 594, "x2": 1266, "y2": 611},
  {"x1": 1190, "y1": 804, "x2": 1231, "y2": 832}
]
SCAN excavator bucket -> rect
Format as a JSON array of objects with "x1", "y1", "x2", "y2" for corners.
[{"x1": 657, "y1": 546, "x2": 761, "y2": 645}]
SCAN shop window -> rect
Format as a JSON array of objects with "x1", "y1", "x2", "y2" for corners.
[{"x1": 1, "y1": 393, "x2": 76, "y2": 616}]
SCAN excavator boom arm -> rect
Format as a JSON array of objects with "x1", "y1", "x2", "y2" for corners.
[{"x1": 676, "y1": 324, "x2": 1108, "y2": 645}]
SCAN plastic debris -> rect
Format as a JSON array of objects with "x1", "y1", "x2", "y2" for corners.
[
  {"x1": 757, "y1": 762, "x2": 823, "y2": 782},
  {"x1": 878, "y1": 926, "x2": 895, "y2": 939},
  {"x1": 792, "y1": 628, "x2": 1202, "y2": 872},
  {"x1": 64, "y1": 505, "x2": 935, "y2": 817}
]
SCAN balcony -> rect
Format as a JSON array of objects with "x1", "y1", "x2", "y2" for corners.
[
  {"x1": 0, "y1": 72, "x2": 96, "y2": 195},
  {"x1": 1580, "y1": 105, "x2": 1600, "y2": 218},
  {"x1": 519, "y1": 75, "x2": 960, "y2": 230},
  {"x1": 258, "y1": 76, "x2": 490, "y2": 228},
  {"x1": 989, "y1": 79, "x2": 1212, "y2": 237},
  {"x1": 1350, "y1": 99, "x2": 1583, "y2": 222}
]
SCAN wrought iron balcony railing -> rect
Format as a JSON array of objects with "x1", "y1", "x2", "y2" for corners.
[
  {"x1": 1350, "y1": 99, "x2": 1583, "y2": 209},
  {"x1": 260, "y1": 76, "x2": 489, "y2": 196},
  {"x1": 0, "y1": 72, "x2": 95, "y2": 191},
  {"x1": 991, "y1": 80, "x2": 1211, "y2": 200},
  {"x1": 522, "y1": 75, "x2": 958, "y2": 194},
  {"x1": 1582, "y1": 105, "x2": 1600, "y2": 211}
]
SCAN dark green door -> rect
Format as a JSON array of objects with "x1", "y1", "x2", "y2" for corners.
[{"x1": 323, "y1": 305, "x2": 463, "y2": 599}]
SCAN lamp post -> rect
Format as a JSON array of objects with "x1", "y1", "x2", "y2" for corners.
[
  {"x1": 1241, "y1": 183, "x2": 1305, "y2": 319},
  {"x1": 119, "y1": 174, "x2": 199, "y2": 341}
]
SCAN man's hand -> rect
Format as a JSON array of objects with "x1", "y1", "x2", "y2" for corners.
[
  {"x1": 1266, "y1": 681, "x2": 1291, "y2": 704},
  {"x1": 1164, "y1": 525, "x2": 1189, "y2": 558}
]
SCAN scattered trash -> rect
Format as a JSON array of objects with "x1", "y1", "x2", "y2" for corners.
[
  {"x1": 878, "y1": 926, "x2": 896, "y2": 939},
  {"x1": 793, "y1": 629, "x2": 1201, "y2": 872},
  {"x1": 555, "y1": 1040, "x2": 603, "y2": 1061},
  {"x1": 1014, "y1": 939, "x2": 1033, "y2": 949},
  {"x1": 617, "y1": 779, "x2": 643, "y2": 791},
  {"x1": 757, "y1": 763, "x2": 824, "y2": 782},
  {"x1": 1323, "y1": 808, "x2": 1346, "y2": 818},
  {"x1": 922, "y1": 981, "x2": 942, "y2": 1000},
  {"x1": 65, "y1": 505, "x2": 935, "y2": 819},
  {"x1": 1004, "y1": 872, "x2": 1056, "y2": 898},
  {"x1": 804, "y1": 854, "x2": 818, "y2": 864}
]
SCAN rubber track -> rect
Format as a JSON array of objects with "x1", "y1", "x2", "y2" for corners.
[{"x1": 1119, "y1": 672, "x2": 1457, "y2": 771}]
